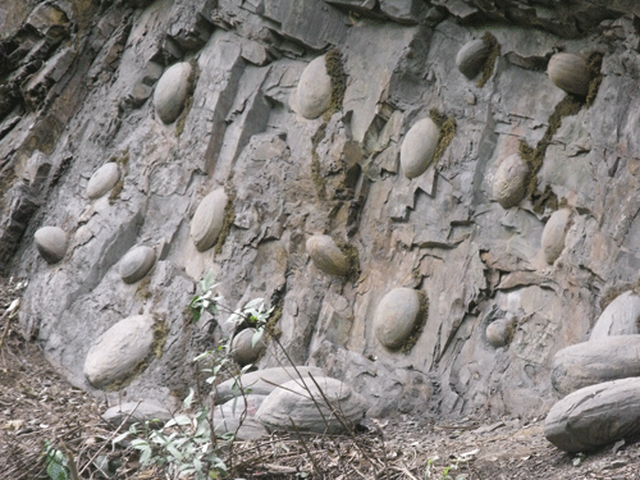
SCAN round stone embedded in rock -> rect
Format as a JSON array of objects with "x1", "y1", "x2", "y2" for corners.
[
  {"x1": 373, "y1": 287, "x2": 422, "y2": 350},
  {"x1": 400, "y1": 117, "x2": 440, "y2": 179},
  {"x1": 256, "y1": 376, "x2": 367, "y2": 434},
  {"x1": 305, "y1": 235, "x2": 350, "y2": 276},
  {"x1": 541, "y1": 208, "x2": 571, "y2": 264},
  {"x1": 231, "y1": 328, "x2": 267, "y2": 366},
  {"x1": 190, "y1": 189, "x2": 229, "y2": 252},
  {"x1": 551, "y1": 335, "x2": 640, "y2": 397},
  {"x1": 34, "y1": 226, "x2": 68, "y2": 264},
  {"x1": 589, "y1": 291, "x2": 640, "y2": 340},
  {"x1": 545, "y1": 377, "x2": 640, "y2": 452},
  {"x1": 293, "y1": 55, "x2": 332, "y2": 120},
  {"x1": 86, "y1": 162, "x2": 119, "y2": 199},
  {"x1": 119, "y1": 245, "x2": 156, "y2": 284},
  {"x1": 153, "y1": 62, "x2": 193, "y2": 124},
  {"x1": 547, "y1": 53, "x2": 591, "y2": 96},
  {"x1": 456, "y1": 38, "x2": 490, "y2": 80},
  {"x1": 84, "y1": 314, "x2": 155, "y2": 388},
  {"x1": 493, "y1": 153, "x2": 529, "y2": 209},
  {"x1": 485, "y1": 318, "x2": 513, "y2": 348}
]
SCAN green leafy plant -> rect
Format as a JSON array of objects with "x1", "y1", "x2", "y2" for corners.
[
  {"x1": 188, "y1": 271, "x2": 222, "y2": 323},
  {"x1": 43, "y1": 441, "x2": 70, "y2": 480}
]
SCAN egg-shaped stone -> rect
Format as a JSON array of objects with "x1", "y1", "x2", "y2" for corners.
[
  {"x1": 589, "y1": 291, "x2": 640, "y2": 340},
  {"x1": 305, "y1": 235, "x2": 350, "y2": 276},
  {"x1": 547, "y1": 53, "x2": 591, "y2": 96},
  {"x1": 190, "y1": 189, "x2": 229, "y2": 252},
  {"x1": 34, "y1": 226, "x2": 68, "y2": 264},
  {"x1": 486, "y1": 318, "x2": 513, "y2": 348},
  {"x1": 153, "y1": 62, "x2": 193, "y2": 124},
  {"x1": 541, "y1": 208, "x2": 571, "y2": 264},
  {"x1": 119, "y1": 245, "x2": 156, "y2": 284},
  {"x1": 256, "y1": 376, "x2": 367, "y2": 434},
  {"x1": 493, "y1": 153, "x2": 529, "y2": 209},
  {"x1": 231, "y1": 328, "x2": 267, "y2": 366},
  {"x1": 456, "y1": 39, "x2": 491, "y2": 80},
  {"x1": 84, "y1": 314, "x2": 155, "y2": 388},
  {"x1": 374, "y1": 287, "x2": 422, "y2": 350},
  {"x1": 400, "y1": 117, "x2": 440, "y2": 179},
  {"x1": 86, "y1": 162, "x2": 119, "y2": 199},
  {"x1": 293, "y1": 55, "x2": 332, "y2": 120}
]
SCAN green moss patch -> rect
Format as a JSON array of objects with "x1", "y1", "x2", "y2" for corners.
[
  {"x1": 175, "y1": 59, "x2": 199, "y2": 137},
  {"x1": 585, "y1": 52, "x2": 604, "y2": 107},
  {"x1": 400, "y1": 290, "x2": 429, "y2": 354},
  {"x1": 477, "y1": 32, "x2": 500, "y2": 88},
  {"x1": 135, "y1": 276, "x2": 152, "y2": 300},
  {"x1": 310, "y1": 122, "x2": 328, "y2": 200},
  {"x1": 214, "y1": 186, "x2": 236, "y2": 255},
  {"x1": 108, "y1": 150, "x2": 129, "y2": 205},
  {"x1": 334, "y1": 237, "x2": 359, "y2": 281},
  {"x1": 429, "y1": 109, "x2": 457, "y2": 168},
  {"x1": 324, "y1": 48, "x2": 347, "y2": 120}
]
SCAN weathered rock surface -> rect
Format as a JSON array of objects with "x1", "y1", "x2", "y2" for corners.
[
  {"x1": 4, "y1": 0, "x2": 640, "y2": 428},
  {"x1": 84, "y1": 315, "x2": 155, "y2": 388},
  {"x1": 545, "y1": 377, "x2": 640, "y2": 452},
  {"x1": 256, "y1": 376, "x2": 368, "y2": 434},
  {"x1": 589, "y1": 291, "x2": 640, "y2": 340},
  {"x1": 551, "y1": 335, "x2": 640, "y2": 397}
]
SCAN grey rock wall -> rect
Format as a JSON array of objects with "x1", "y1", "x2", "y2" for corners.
[{"x1": 2, "y1": 0, "x2": 640, "y2": 421}]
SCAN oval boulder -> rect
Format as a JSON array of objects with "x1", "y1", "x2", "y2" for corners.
[
  {"x1": 589, "y1": 291, "x2": 640, "y2": 340},
  {"x1": 373, "y1": 287, "x2": 422, "y2": 350}
]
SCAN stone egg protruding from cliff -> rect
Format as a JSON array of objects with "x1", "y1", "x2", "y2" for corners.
[
  {"x1": 119, "y1": 245, "x2": 156, "y2": 284},
  {"x1": 374, "y1": 287, "x2": 422, "y2": 350},
  {"x1": 456, "y1": 39, "x2": 491, "y2": 80},
  {"x1": 292, "y1": 55, "x2": 332, "y2": 120},
  {"x1": 153, "y1": 62, "x2": 193, "y2": 124},
  {"x1": 306, "y1": 235, "x2": 350, "y2": 276},
  {"x1": 493, "y1": 153, "x2": 529, "y2": 209},
  {"x1": 231, "y1": 328, "x2": 267, "y2": 366},
  {"x1": 86, "y1": 162, "x2": 119, "y2": 199},
  {"x1": 486, "y1": 317, "x2": 515, "y2": 348},
  {"x1": 400, "y1": 117, "x2": 440, "y2": 179},
  {"x1": 83, "y1": 314, "x2": 155, "y2": 389},
  {"x1": 541, "y1": 208, "x2": 571, "y2": 264},
  {"x1": 34, "y1": 226, "x2": 68, "y2": 264},
  {"x1": 547, "y1": 53, "x2": 591, "y2": 97},
  {"x1": 190, "y1": 189, "x2": 229, "y2": 252}
]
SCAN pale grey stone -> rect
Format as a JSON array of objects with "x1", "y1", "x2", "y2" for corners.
[
  {"x1": 190, "y1": 189, "x2": 228, "y2": 252},
  {"x1": 456, "y1": 38, "x2": 490, "y2": 80},
  {"x1": 231, "y1": 328, "x2": 267, "y2": 366},
  {"x1": 305, "y1": 235, "x2": 350, "y2": 276},
  {"x1": 292, "y1": 55, "x2": 332, "y2": 120},
  {"x1": 212, "y1": 394, "x2": 269, "y2": 440},
  {"x1": 153, "y1": 62, "x2": 193, "y2": 124},
  {"x1": 485, "y1": 318, "x2": 514, "y2": 348},
  {"x1": 119, "y1": 245, "x2": 156, "y2": 284},
  {"x1": 493, "y1": 154, "x2": 529, "y2": 209},
  {"x1": 34, "y1": 226, "x2": 68, "y2": 264},
  {"x1": 373, "y1": 287, "x2": 422, "y2": 350},
  {"x1": 547, "y1": 53, "x2": 591, "y2": 96},
  {"x1": 590, "y1": 291, "x2": 640, "y2": 340},
  {"x1": 256, "y1": 376, "x2": 367, "y2": 434},
  {"x1": 400, "y1": 117, "x2": 439, "y2": 179},
  {"x1": 541, "y1": 208, "x2": 571, "y2": 265},
  {"x1": 86, "y1": 162, "x2": 119, "y2": 200},
  {"x1": 102, "y1": 400, "x2": 172, "y2": 428},
  {"x1": 84, "y1": 315, "x2": 155, "y2": 388}
]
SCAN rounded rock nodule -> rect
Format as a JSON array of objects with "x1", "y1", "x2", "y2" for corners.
[
  {"x1": 83, "y1": 314, "x2": 155, "y2": 388},
  {"x1": 373, "y1": 287, "x2": 422, "y2": 350},
  {"x1": 305, "y1": 235, "x2": 350, "y2": 276},
  {"x1": 589, "y1": 291, "x2": 640, "y2": 340},
  {"x1": 400, "y1": 117, "x2": 440, "y2": 179},
  {"x1": 547, "y1": 53, "x2": 591, "y2": 97},
  {"x1": 541, "y1": 208, "x2": 571, "y2": 265},
  {"x1": 153, "y1": 62, "x2": 193, "y2": 124},
  {"x1": 231, "y1": 328, "x2": 267, "y2": 366},
  {"x1": 119, "y1": 245, "x2": 156, "y2": 284},
  {"x1": 456, "y1": 39, "x2": 491, "y2": 80},
  {"x1": 190, "y1": 189, "x2": 229, "y2": 252},
  {"x1": 293, "y1": 55, "x2": 332, "y2": 120},
  {"x1": 86, "y1": 162, "x2": 119, "y2": 199},
  {"x1": 34, "y1": 226, "x2": 68, "y2": 264},
  {"x1": 485, "y1": 318, "x2": 513, "y2": 348},
  {"x1": 493, "y1": 153, "x2": 529, "y2": 209}
]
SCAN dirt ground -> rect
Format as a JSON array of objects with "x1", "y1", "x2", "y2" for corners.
[{"x1": 2, "y1": 278, "x2": 640, "y2": 480}]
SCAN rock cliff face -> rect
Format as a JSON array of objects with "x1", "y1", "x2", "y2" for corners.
[{"x1": 2, "y1": 0, "x2": 640, "y2": 420}]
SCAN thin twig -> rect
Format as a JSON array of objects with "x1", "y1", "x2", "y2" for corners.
[{"x1": 289, "y1": 418, "x2": 322, "y2": 477}]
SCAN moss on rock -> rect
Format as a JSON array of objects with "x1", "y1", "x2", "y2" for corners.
[{"x1": 476, "y1": 32, "x2": 500, "y2": 88}]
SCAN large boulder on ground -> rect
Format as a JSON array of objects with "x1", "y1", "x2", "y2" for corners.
[
  {"x1": 213, "y1": 366, "x2": 325, "y2": 404},
  {"x1": 212, "y1": 394, "x2": 269, "y2": 440},
  {"x1": 256, "y1": 376, "x2": 368, "y2": 434},
  {"x1": 102, "y1": 400, "x2": 172, "y2": 428},
  {"x1": 551, "y1": 335, "x2": 640, "y2": 397},
  {"x1": 589, "y1": 291, "x2": 640, "y2": 340},
  {"x1": 545, "y1": 377, "x2": 640, "y2": 452},
  {"x1": 84, "y1": 315, "x2": 155, "y2": 388}
]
